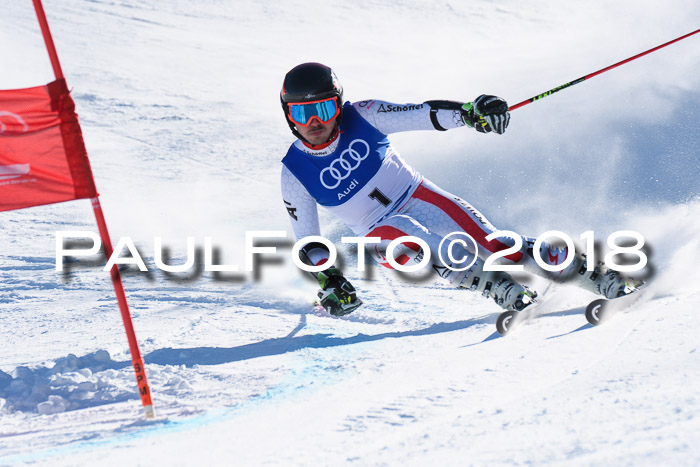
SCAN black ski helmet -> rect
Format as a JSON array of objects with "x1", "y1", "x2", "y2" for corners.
[{"x1": 280, "y1": 62, "x2": 343, "y2": 144}]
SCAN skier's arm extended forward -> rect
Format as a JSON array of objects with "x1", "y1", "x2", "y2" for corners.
[
  {"x1": 281, "y1": 166, "x2": 361, "y2": 316},
  {"x1": 281, "y1": 165, "x2": 326, "y2": 263},
  {"x1": 353, "y1": 95, "x2": 509, "y2": 135}
]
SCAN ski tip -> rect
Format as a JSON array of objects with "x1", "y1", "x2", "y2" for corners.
[
  {"x1": 585, "y1": 299, "x2": 607, "y2": 326},
  {"x1": 496, "y1": 310, "x2": 518, "y2": 336}
]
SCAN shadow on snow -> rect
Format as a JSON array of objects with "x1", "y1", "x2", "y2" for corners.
[{"x1": 145, "y1": 315, "x2": 490, "y2": 367}]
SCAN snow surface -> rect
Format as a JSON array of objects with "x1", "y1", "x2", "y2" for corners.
[{"x1": 1, "y1": 0, "x2": 699, "y2": 465}]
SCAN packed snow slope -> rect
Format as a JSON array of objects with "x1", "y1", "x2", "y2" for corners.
[{"x1": 1, "y1": 0, "x2": 699, "y2": 465}]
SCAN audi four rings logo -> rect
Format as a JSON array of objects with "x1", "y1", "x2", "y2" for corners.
[{"x1": 319, "y1": 139, "x2": 370, "y2": 189}]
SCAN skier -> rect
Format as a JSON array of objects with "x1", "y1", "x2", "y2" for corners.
[{"x1": 280, "y1": 62, "x2": 634, "y2": 316}]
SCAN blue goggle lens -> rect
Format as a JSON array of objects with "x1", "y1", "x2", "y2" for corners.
[{"x1": 288, "y1": 99, "x2": 338, "y2": 125}]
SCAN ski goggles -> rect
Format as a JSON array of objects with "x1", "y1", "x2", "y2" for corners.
[{"x1": 287, "y1": 98, "x2": 340, "y2": 126}]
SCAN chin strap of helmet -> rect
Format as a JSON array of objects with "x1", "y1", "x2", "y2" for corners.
[
  {"x1": 292, "y1": 120, "x2": 341, "y2": 149},
  {"x1": 301, "y1": 129, "x2": 340, "y2": 150}
]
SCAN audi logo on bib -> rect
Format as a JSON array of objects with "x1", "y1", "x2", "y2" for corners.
[{"x1": 320, "y1": 139, "x2": 370, "y2": 189}]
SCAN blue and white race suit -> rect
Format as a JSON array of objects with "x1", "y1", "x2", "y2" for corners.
[{"x1": 281, "y1": 100, "x2": 567, "y2": 283}]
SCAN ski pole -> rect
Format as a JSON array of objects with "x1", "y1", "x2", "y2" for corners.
[{"x1": 509, "y1": 28, "x2": 700, "y2": 111}]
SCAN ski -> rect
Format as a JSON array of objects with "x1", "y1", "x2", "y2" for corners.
[
  {"x1": 496, "y1": 305, "x2": 537, "y2": 336},
  {"x1": 585, "y1": 283, "x2": 647, "y2": 326},
  {"x1": 495, "y1": 283, "x2": 557, "y2": 336},
  {"x1": 496, "y1": 282, "x2": 647, "y2": 335}
]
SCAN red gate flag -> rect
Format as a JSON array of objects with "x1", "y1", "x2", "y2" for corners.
[
  {"x1": 0, "y1": 0, "x2": 156, "y2": 419},
  {"x1": 0, "y1": 78, "x2": 97, "y2": 212}
]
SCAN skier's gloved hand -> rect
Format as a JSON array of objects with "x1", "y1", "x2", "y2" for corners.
[
  {"x1": 317, "y1": 267, "x2": 362, "y2": 316},
  {"x1": 461, "y1": 95, "x2": 510, "y2": 134}
]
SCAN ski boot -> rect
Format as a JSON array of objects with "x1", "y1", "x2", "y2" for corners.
[
  {"x1": 560, "y1": 255, "x2": 643, "y2": 299},
  {"x1": 458, "y1": 259, "x2": 538, "y2": 312}
]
